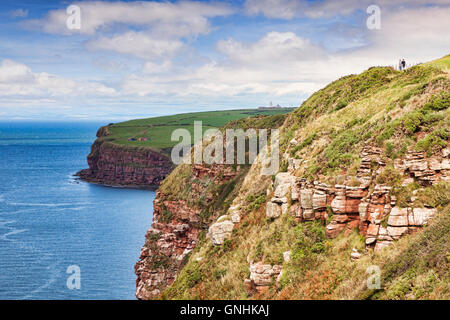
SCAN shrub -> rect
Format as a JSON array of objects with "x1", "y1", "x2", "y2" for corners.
[
  {"x1": 160, "y1": 206, "x2": 173, "y2": 223},
  {"x1": 384, "y1": 141, "x2": 395, "y2": 158},
  {"x1": 414, "y1": 183, "x2": 450, "y2": 208},
  {"x1": 335, "y1": 99, "x2": 348, "y2": 111},
  {"x1": 422, "y1": 91, "x2": 450, "y2": 112},
  {"x1": 279, "y1": 159, "x2": 289, "y2": 172},
  {"x1": 415, "y1": 127, "x2": 449, "y2": 156},
  {"x1": 186, "y1": 266, "x2": 203, "y2": 288},
  {"x1": 376, "y1": 165, "x2": 403, "y2": 186},
  {"x1": 290, "y1": 132, "x2": 317, "y2": 155}
]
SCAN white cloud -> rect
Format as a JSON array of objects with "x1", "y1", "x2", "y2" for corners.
[
  {"x1": 28, "y1": 1, "x2": 233, "y2": 36},
  {"x1": 368, "y1": 6, "x2": 450, "y2": 61},
  {"x1": 26, "y1": 1, "x2": 233, "y2": 62},
  {"x1": 244, "y1": 0, "x2": 302, "y2": 19},
  {"x1": 121, "y1": 32, "x2": 330, "y2": 98},
  {"x1": 217, "y1": 31, "x2": 324, "y2": 65},
  {"x1": 143, "y1": 60, "x2": 173, "y2": 74},
  {"x1": 0, "y1": 59, "x2": 116, "y2": 98},
  {"x1": 244, "y1": 0, "x2": 450, "y2": 19},
  {"x1": 120, "y1": 2, "x2": 450, "y2": 102},
  {"x1": 87, "y1": 31, "x2": 184, "y2": 60}
]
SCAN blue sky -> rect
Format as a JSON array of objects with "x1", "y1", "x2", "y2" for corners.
[{"x1": 0, "y1": 0, "x2": 449, "y2": 121}]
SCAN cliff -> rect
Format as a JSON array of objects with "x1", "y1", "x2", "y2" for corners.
[
  {"x1": 135, "y1": 164, "x2": 245, "y2": 298},
  {"x1": 77, "y1": 109, "x2": 293, "y2": 189},
  {"x1": 76, "y1": 125, "x2": 173, "y2": 189},
  {"x1": 136, "y1": 55, "x2": 450, "y2": 300},
  {"x1": 135, "y1": 114, "x2": 286, "y2": 299}
]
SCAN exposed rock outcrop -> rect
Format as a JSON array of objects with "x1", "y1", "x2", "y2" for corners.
[
  {"x1": 265, "y1": 146, "x2": 449, "y2": 251},
  {"x1": 207, "y1": 217, "x2": 234, "y2": 245},
  {"x1": 245, "y1": 262, "x2": 282, "y2": 294},
  {"x1": 135, "y1": 163, "x2": 241, "y2": 299},
  {"x1": 394, "y1": 150, "x2": 450, "y2": 185},
  {"x1": 134, "y1": 195, "x2": 200, "y2": 299}
]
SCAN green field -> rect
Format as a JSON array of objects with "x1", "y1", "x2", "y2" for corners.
[{"x1": 104, "y1": 108, "x2": 294, "y2": 150}]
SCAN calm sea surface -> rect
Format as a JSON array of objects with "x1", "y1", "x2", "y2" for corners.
[{"x1": 0, "y1": 122, "x2": 155, "y2": 299}]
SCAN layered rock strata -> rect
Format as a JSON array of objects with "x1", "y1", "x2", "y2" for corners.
[
  {"x1": 77, "y1": 126, "x2": 174, "y2": 189},
  {"x1": 135, "y1": 164, "x2": 241, "y2": 299},
  {"x1": 265, "y1": 147, "x2": 449, "y2": 251}
]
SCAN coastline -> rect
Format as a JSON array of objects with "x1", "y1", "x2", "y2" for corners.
[{"x1": 73, "y1": 172, "x2": 160, "y2": 191}]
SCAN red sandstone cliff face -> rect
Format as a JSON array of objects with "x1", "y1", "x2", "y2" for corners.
[
  {"x1": 267, "y1": 146, "x2": 449, "y2": 246},
  {"x1": 134, "y1": 164, "x2": 242, "y2": 299},
  {"x1": 77, "y1": 126, "x2": 174, "y2": 189}
]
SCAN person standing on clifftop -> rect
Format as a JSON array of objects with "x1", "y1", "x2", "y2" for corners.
[
  {"x1": 399, "y1": 59, "x2": 403, "y2": 70},
  {"x1": 402, "y1": 59, "x2": 406, "y2": 70}
]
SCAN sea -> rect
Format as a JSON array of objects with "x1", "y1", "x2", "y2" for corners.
[{"x1": 0, "y1": 122, "x2": 155, "y2": 299}]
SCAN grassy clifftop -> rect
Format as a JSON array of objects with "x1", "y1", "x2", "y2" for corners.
[
  {"x1": 155, "y1": 54, "x2": 450, "y2": 300},
  {"x1": 100, "y1": 108, "x2": 294, "y2": 152},
  {"x1": 281, "y1": 58, "x2": 449, "y2": 182}
]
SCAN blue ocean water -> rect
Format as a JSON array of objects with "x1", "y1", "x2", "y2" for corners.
[{"x1": 0, "y1": 122, "x2": 155, "y2": 299}]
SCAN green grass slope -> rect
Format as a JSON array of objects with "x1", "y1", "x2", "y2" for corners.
[
  {"x1": 103, "y1": 108, "x2": 294, "y2": 151},
  {"x1": 281, "y1": 59, "x2": 449, "y2": 182}
]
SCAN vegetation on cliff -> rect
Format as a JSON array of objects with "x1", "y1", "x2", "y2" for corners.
[{"x1": 137, "y1": 55, "x2": 450, "y2": 300}]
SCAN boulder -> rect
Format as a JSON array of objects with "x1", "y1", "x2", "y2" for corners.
[
  {"x1": 271, "y1": 196, "x2": 288, "y2": 204},
  {"x1": 443, "y1": 148, "x2": 450, "y2": 158},
  {"x1": 173, "y1": 224, "x2": 190, "y2": 235},
  {"x1": 333, "y1": 214, "x2": 349, "y2": 223},
  {"x1": 366, "y1": 223, "x2": 379, "y2": 238},
  {"x1": 377, "y1": 226, "x2": 393, "y2": 241},
  {"x1": 368, "y1": 206, "x2": 383, "y2": 223},
  {"x1": 266, "y1": 202, "x2": 282, "y2": 219},
  {"x1": 274, "y1": 173, "x2": 295, "y2": 198},
  {"x1": 283, "y1": 251, "x2": 291, "y2": 262},
  {"x1": 281, "y1": 203, "x2": 289, "y2": 215},
  {"x1": 374, "y1": 240, "x2": 391, "y2": 252},
  {"x1": 441, "y1": 159, "x2": 450, "y2": 170},
  {"x1": 350, "y1": 248, "x2": 362, "y2": 261},
  {"x1": 231, "y1": 212, "x2": 241, "y2": 223},
  {"x1": 249, "y1": 262, "x2": 282, "y2": 287},
  {"x1": 346, "y1": 186, "x2": 367, "y2": 198},
  {"x1": 291, "y1": 185, "x2": 300, "y2": 201},
  {"x1": 345, "y1": 198, "x2": 361, "y2": 213},
  {"x1": 303, "y1": 209, "x2": 315, "y2": 220},
  {"x1": 358, "y1": 202, "x2": 369, "y2": 220},
  {"x1": 428, "y1": 158, "x2": 442, "y2": 171},
  {"x1": 208, "y1": 220, "x2": 234, "y2": 245}
]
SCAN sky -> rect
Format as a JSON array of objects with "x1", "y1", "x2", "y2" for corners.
[{"x1": 0, "y1": 0, "x2": 449, "y2": 121}]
